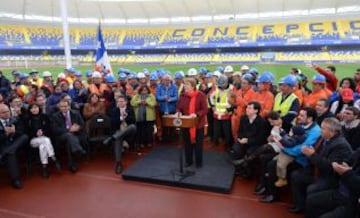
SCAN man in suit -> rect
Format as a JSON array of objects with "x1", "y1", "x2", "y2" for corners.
[
  {"x1": 0, "y1": 104, "x2": 28, "y2": 189},
  {"x1": 104, "y1": 95, "x2": 136, "y2": 174},
  {"x1": 50, "y1": 99, "x2": 86, "y2": 173}
]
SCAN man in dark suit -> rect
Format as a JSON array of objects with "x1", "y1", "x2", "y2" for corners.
[
  {"x1": 0, "y1": 104, "x2": 28, "y2": 189},
  {"x1": 50, "y1": 99, "x2": 86, "y2": 173},
  {"x1": 104, "y1": 95, "x2": 136, "y2": 174}
]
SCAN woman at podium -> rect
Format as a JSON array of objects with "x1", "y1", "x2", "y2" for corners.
[{"x1": 176, "y1": 78, "x2": 208, "y2": 168}]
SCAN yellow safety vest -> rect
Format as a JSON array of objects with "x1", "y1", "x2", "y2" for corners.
[
  {"x1": 214, "y1": 88, "x2": 230, "y2": 118},
  {"x1": 32, "y1": 78, "x2": 44, "y2": 88},
  {"x1": 273, "y1": 93, "x2": 298, "y2": 117}
]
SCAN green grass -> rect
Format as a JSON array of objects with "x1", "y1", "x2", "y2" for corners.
[{"x1": 1, "y1": 63, "x2": 357, "y2": 82}]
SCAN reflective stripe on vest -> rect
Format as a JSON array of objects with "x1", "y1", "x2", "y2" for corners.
[
  {"x1": 273, "y1": 93, "x2": 298, "y2": 117},
  {"x1": 214, "y1": 88, "x2": 230, "y2": 114}
]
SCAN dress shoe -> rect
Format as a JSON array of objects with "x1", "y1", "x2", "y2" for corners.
[
  {"x1": 232, "y1": 159, "x2": 245, "y2": 166},
  {"x1": 69, "y1": 164, "x2": 78, "y2": 173},
  {"x1": 54, "y1": 160, "x2": 61, "y2": 171},
  {"x1": 184, "y1": 162, "x2": 193, "y2": 167},
  {"x1": 259, "y1": 195, "x2": 277, "y2": 203},
  {"x1": 254, "y1": 186, "x2": 266, "y2": 195},
  {"x1": 41, "y1": 167, "x2": 49, "y2": 178},
  {"x1": 288, "y1": 206, "x2": 303, "y2": 214},
  {"x1": 115, "y1": 162, "x2": 123, "y2": 174},
  {"x1": 103, "y1": 137, "x2": 113, "y2": 145},
  {"x1": 12, "y1": 180, "x2": 23, "y2": 189}
]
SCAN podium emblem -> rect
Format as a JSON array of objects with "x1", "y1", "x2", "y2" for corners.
[{"x1": 173, "y1": 118, "x2": 183, "y2": 127}]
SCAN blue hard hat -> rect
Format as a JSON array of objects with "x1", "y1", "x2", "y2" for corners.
[
  {"x1": 149, "y1": 72, "x2": 159, "y2": 81},
  {"x1": 242, "y1": 73, "x2": 255, "y2": 83},
  {"x1": 174, "y1": 71, "x2": 184, "y2": 79},
  {"x1": 205, "y1": 72, "x2": 213, "y2": 78},
  {"x1": 157, "y1": 70, "x2": 166, "y2": 78},
  {"x1": 74, "y1": 70, "x2": 82, "y2": 77},
  {"x1": 86, "y1": 70, "x2": 93, "y2": 77},
  {"x1": 143, "y1": 68, "x2": 150, "y2": 75},
  {"x1": 118, "y1": 73, "x2": 127, "y2": 80},
  {"x1": 117, "y1": 68, "x2": 125, "y2": 75},
  {"x1": 216, "y1": 66, "x2": 224, "y2": 73},
  {"x1": 312, "y1": 74, "x2": 326, "y2": 83},
  {"x1": 19, "y1": 73, "x2": 29, "y2": 80},
  {"x1": 199, "y1": 67, "x2": 207, "y2": 75},
  {"x1": 123, "y1": 69, "x2": 131, "y2": 75},
  {"x1": 279, "y1": 75, "x2": 297, "y2": 87},
  {"x1": 249, "y1": 68, "x2": 258, "y2": 75},
  {"x1": 256, "y1": 73, "x2": 273, "y2": 83},
  {"x1": 104, "y1": 74, "x2": 116, "y2": 83},
  {"x1": 66, "y1": 67, "x2": 75, "y2": 74},
  {"x1": 128, "y1": 72, "x2": 137, "y2": 79}
]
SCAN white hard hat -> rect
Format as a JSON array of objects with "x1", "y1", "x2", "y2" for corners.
[
  {"x1": 92, "y1": 71, "x2": 102, "y2": 78},
  {"x1": 137, "y1": 72, "x2": 146, "y2": 79},
  {"x1": 240, "y1": 65, "x2": 249, "y2": 71},
  {"x1": 57, "y1": 72, "x2": 66, "y2": 79},
  {"x1": 187, "y1": 68, "x2": 198, "y2": 76},
  {"x1": 213, "y1": 71, "x2": 222, "y2": 77},
  {"x1": 42, "y1": 71, "x2": 52, "y2": 77},
  {"x1": 224, "y1": 65, "x2": 234, "y2": 73}
]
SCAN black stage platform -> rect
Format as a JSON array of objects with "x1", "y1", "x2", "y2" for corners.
[{"x1": 122, "y1": 146, "x2": 235, "y2": 193}]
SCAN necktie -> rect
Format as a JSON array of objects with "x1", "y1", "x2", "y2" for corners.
[{"x1": 65, "y1": 113, "x2": 72, "y2": 129}]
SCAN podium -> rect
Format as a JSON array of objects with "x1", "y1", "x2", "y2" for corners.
[{"x1": 162, "y1": 114, "x2": 198, "y2": 181}]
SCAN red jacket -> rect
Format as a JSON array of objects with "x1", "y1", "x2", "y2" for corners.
[
  {"x1": 176, "y1": 91, "x2": 208, "y2": 129},
  {"x1": 315, "y1": 66, "x2": 338, "y2": 92}
]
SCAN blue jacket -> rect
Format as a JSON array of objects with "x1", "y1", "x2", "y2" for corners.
[
  {"x1": 156, "y1": 82, "x2": 178, "y2": 114},
  {"x1": 283, "y1": 122, "x2": 321, "y2": 167}
]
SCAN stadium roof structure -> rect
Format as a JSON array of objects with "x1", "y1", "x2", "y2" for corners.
[{"x1": 0, "y1": 0, "x2": 360, "y2": 26}]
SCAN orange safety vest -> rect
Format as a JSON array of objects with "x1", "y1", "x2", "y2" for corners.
[
  {"x1": 254, "y1": 90, "x2": 274, "y2": 118},
  {"x1": 88, "y1": 83, "x2": 108, "y2": 95},
  {"x1": 303, "y1": 89, "x2": 328, "y2": 109}
]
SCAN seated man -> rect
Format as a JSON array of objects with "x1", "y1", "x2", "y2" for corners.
[
  {"x1": 259, "y1": 107, "x2": 321, "y2": 204},
  {"x1": 229, "y1": 101, "x2": 268, "y2": 178},
  {"x1": 305, "y1": 148, "x2": 360, "y2": 218},
  {"x1": 0, "y1": 104, "x2": 28, "y2": 189},
  {"x1": 103, "y1": 95, "x2": 136, "y2": 174},
  {"x1": 50, "y1": 99, "x2": 86, "y2": 173}
]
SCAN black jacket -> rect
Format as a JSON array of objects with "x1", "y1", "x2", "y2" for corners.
[
  {"x1": 316, "y1": 111, "x2": 335, "y2": 126},
  {"x1": 309, "y1": 134, "x2": 353, "y2": 188},
  {"x1": 50, "y1": 110, "x2": 85, "y2": 136},
  {"x1": 0, "y1": 117, "x2": 26, "y2": 152},
  {"x1": 27, "y1": 114, "x2": 51, "y2": 138},
  {"x1": 341, "y1": 149, "x2": 360, "y2": 216},
  {"x1": 342, "y1": 124, "x2": 360, "y2": 151},
  {"x1": 238, "y1": 115, "x2": 267, "y2": 147},
  {"x1": 108, "y1": 106, "x2": 136, "y2": 133}
]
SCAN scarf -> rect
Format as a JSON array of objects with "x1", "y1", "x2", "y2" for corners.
[
  {"x1": 138, "y1": 94, "x2": 148, "y2": 122},
  {"x1": 186, "y1": 90, "x2": 199, "y2": 144}
]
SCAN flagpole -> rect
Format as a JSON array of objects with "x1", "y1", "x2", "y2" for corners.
[{"x1": 60, "y1": 0, "x2": 72, "y2": 69}]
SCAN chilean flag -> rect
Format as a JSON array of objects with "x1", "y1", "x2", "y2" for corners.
[{"x1": 95, "y1": 23, "x2": 113, "y2": 75}]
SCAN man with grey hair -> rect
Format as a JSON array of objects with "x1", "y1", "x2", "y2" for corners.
[
  {"x1": 298, "y1": 117, "x2": 353, "y2": 215},
  {"x1": 156, "y1": 74, "x2": 178, "y2": 142}
]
